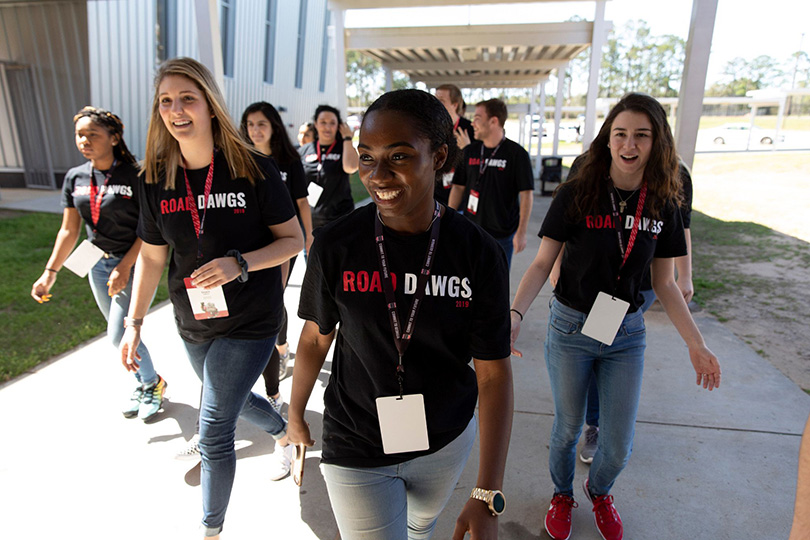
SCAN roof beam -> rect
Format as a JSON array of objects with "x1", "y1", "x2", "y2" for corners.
[
  {"x1": 381, "y1": 58, "x2": 569, "y2": 72},
  {"x1": 331, "y1": 0, "x2": 590, "y2": 7},
  {"x1": 415, "y1": 74, "x2": 550, "y2": 87},
  {"x1": 346, "y1": 22, "x2": 595, "y2": 50}
]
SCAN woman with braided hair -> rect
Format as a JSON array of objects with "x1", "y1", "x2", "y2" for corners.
[{"x1": 31, "y1": 106, "x2": 167, "y2": 422}]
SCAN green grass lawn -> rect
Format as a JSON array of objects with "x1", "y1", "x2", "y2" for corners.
[
  {"x1": 349, "y1": 171, "x2": 369, "y2": 203},
  {"x1": 0, "y1": 212, "x2": 168, "y2": 383}
]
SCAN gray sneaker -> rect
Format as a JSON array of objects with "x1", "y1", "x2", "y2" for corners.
[
  {"x1": 175, "y1": 434, "x2": 201, "y2": 461},
  {"x1": 580, "y1": 425, "x2": 598, "y2": 464},
  {"x1": 267, "y1": 394, "x2": 284, "y2": 415},
  {"x1": 122, "y1": 385, "x2": 143, "y2": 418}
]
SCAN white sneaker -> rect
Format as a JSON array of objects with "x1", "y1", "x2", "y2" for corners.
[
  {"x1": 176, "y1": 434, "x2": 201, "y2": 461},
  {"x1": 268, "y1": 443, "x2": 294, "y2": 481}
]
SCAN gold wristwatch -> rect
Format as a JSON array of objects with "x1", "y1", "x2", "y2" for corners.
[{"x1": 470, "y1": 487, "x2": 506, "y2": 516}]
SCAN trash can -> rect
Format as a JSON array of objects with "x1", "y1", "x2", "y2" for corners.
[{"x1": 540, "y1": 156, "x2": 562, "y2": 196}]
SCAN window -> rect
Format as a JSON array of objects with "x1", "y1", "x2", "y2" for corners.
[
  {"x1": 156, "y1": 0, "x2": 177, "y2": 62},
  {"x1": 294, "y1": 0, "x2": 308, "y2": 89},
  {"x1": 263, "y1": 0, "x2": 277, "y2": 83},
  {"x1": 221, "y1": 0, "x2": 235, "y2": 77},
  {"x1": 318, "y1": 8, "x2": 330, "y2": 92}
]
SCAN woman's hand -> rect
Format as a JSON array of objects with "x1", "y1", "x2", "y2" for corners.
[
  {"x1": 455, "y1": 127, "x2": 471, "y2": 150},
  {"x1": 509, "y1": 312, "x2": 523, "y2": 358},
  {"x1": 107, "y1": 263, "x2": 132, "y2": 297},
  {"x1": 287, "y1": 415, "x2": 315, "y2": 447},
  {"x1": 338, "y1": 123, "x2": 354, "y2": 140},
  {"x1": 453, "y1": 499, "x2": 499, "y2": 540},
  {"x1": 190, "y1": 256, "x2": 241, "y2": 289},
  {"x1": 119, "y1": 326, "x2": 142, "y2": 372},
  {"x1": 31, "y1": 271, "x2": 57, "y2": 303},
  {"x1": 688, "y1": 344, "x2": 721, "y2": 391},
  {"x1": 677, "y1": 276, "x2": 695, "y2": 303}
]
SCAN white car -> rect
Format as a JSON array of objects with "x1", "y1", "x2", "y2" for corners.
[{"x1": 707, "y1": 123, "x2": 784, "y2": 146}]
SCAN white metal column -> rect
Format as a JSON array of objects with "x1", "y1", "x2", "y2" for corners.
[
  {"x1": 552, "y1": 65, "x2": 566, "y2": 156},
  {"x1": 384, "y1": 67, "x2": 393, "y2": 92},
  {"x1": 331, "y1": 7, "x2": 348, "y2": 116},
  {"x1": 582, "y1": 0, "x2": 606, "y2": 150},
  {"x1": 675, "y1": 0, "x2": 718, "y2": 170},
  {"x1": 534, "y1": 82, "x2": 546, "y2": 179},
  {"x1": 194, "y1": 0, "x2": 225, "y2": 93}
]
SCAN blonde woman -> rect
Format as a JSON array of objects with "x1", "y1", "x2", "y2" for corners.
[{"x1": 119, "y1": 57, "x2": 303, "y2": 539}]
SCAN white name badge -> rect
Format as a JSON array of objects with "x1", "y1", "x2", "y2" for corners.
[
  {"x1": 184, "y1": 278, "x2": 230, "y2": 320},
  {"x1": 581, "y1": 292, "x2": 630, "y2": 346},
  {"x1": 442, "y1": 171, "x2": 454, "y2": 188},
  {"x1": 375, "y1": 394, "x2": 430, "y2": 454},
  {"x1": 467, "y1": 189, "x2": 480, "y2": 215},
  {"x1": 307, "y1": 182, "x2": 324, "y2": 207},
  {"x1": 62, "y1": 239, "x2": 104, "y2": 278}
]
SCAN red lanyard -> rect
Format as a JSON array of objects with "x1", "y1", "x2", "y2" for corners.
[
  {"x1": 89, "y1": 160, "x2": 117, "y2": 232},
  {"x1": 478, "y1": 135, "x2": 505, "y2": 176},
  {"x1": 375, "y1": 201, "x2": 442, "y2": 398},
  {"x1": 315, "y1": 140, "x2": 338, "y2": 177},
  {"x1": 182, "y1": 152, "x2": 216, "y2": 265},
  {"x1": 453, "y1": 117, "x2": 460, "y2": 132},
  {"x1": 608, "y1": 180, "x2": 647, "y2": 286}
]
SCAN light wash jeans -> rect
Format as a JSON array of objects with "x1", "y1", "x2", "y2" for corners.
[
  {"x1": 182, "y1": 335, "x2": 287, "y2": 536},
  {"x1": 584, "y1": 286, "x2": 657, "y2": 427},
  {"x1": 87, "y1": 255, "x2": 156, "y2": 385},
  {"x1": 321, "y1": 416, "x2": 477, "y2": 540},
  {"x1": 545, "y1": 298, "x2": 646, "y2": 497}
]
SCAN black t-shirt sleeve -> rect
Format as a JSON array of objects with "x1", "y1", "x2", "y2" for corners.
[
  {"x1": 514, "y1": 143, "x2": 535, "y2": 192},
  {"x1": 255, "y1": 162, "x2": 297, "y2": 227},
  {"x1": 298, "y1": 236, "x2": 341, "y2": 334},
  {"x1": 653, "y1": 202, "x2": 687, "y2": 258},
  {"x1": 61, "y1": 170, "x2": 76, "y2": 209},
  {"x1": 137, "y1": 182, "x2": 169, "y2": 246},
  {"x1": 287, "y1": 160, "x2": 309, "y2": 201},
  {"x1": 538, "y1": 185, "x2": 574, "y2": 241},
  {"x1": 468, "y1": 246, "x2": 511, "y2": 360},
  {"x1": 678, "y1": 162, "x2": 693, "y2": 229}
]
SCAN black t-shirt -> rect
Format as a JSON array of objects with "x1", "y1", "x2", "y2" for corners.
[
  {"x1": 137, "y1": 153, "x2": 296, "y2": 343},
  {"x1": 452, "y1": 138, "x2": 534, "y2": 238},
  {"x1": 298, "y1": 204, "x2": 511, "y2": 467},
  {"x1": 540, "y1": 183, "x2": 687, "y2": 313},
  {"x1": 300, "y1": 140, "x2": 354, "y2": 224},
  {"x1": 61, "y1": 161, "x2": 141, "y2": 255},
  {"x1": 434, "y1": 117, "x2": 477, "y2": 206},
  {"x1": 275, "y1": 157, "x2": 308, "y2": 221},
  {"x1": 567, "y1": 154, "x2": 694, "y2": 290}
]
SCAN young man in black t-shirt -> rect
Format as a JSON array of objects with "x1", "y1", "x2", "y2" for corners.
[{"x1": 448, "y1": 98, "x2": 534, "y2": 268}]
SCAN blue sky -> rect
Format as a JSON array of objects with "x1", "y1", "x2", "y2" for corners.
[{"x1": 345, "y1": 0, "x2": 809, "y2": 86}]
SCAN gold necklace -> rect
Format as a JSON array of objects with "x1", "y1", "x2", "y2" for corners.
[{"x1": 612, "y1": 185, "x2": 639, "y2": 213}]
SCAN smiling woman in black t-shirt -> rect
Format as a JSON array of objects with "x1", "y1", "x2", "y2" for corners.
[
  {"x1": 288, "y1": 89, "x2": 514, "y2": 540},
  {"x1": 118, "y1": 58, "x2": 303, "y2": 540},
  {"x1": 509, "y1": 93, "x2": 722, "y2": 540},
  {"x1": 30, "y1": 106, "x2": 166, "y2": 422},
  {"x1": 299, "y1": 104, "x2": 359, "y2": 228}
]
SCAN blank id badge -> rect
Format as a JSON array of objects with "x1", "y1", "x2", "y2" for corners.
[
  {"x1": 581, "y1": 291, "x2": 630, "y2": 346},
  {"x1": 375, "y1": 394, "x2": 430, "y2": 454},
  {"x1": 466, "y1": 189, "x2": 480, "y2": 215}
]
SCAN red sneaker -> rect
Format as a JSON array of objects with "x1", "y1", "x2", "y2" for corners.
[
  {"x1": 544, "y1": 493, "x2": 578, "y2": 540},
  {"x1": 583, "y1": 479, "x2": 623, "y2": 540}
]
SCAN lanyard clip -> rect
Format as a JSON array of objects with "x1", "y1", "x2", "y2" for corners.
[{"x1": 396, "y1": 358, "x2": 405, "y2": 399}]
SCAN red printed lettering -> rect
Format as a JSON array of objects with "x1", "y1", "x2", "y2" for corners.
[{"x1": 343, "y1": 271, "x2": 356, "y2": 292}]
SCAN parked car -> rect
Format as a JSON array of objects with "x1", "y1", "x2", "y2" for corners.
[
  {"x1": 707, "y1": 123, "x2": 784, "y2": 145},
  {"x1": 346, "y1": 114, "x2": 362, "y2": 133}
]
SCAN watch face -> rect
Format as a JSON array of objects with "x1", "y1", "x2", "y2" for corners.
[{"x1": 492, "y1": 492, "x2": 505, "y2": 514}]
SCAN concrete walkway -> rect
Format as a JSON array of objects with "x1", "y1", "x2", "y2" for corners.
[{"x1": 1, "y1": 189, "x2": 807, "y2": 540}]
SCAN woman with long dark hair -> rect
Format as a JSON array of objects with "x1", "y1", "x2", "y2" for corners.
[
  {"x1": 299, "y1": 104, "x2": 359, "y2": 228},
  {"x1": 31, "y1": 106, "x2": 166, "y2": 421},
  {"x1": 119, "y1": 58, "x2": 303, "y2": 539},
  {"x1": 241, "y1": 101, "x2": 312, "y2": 409},
  {"x1": 510, "y1": 93, "x2": 721, "y2": 540},
  {"x1": 289, "y1": 89, "x2": 514, "y2": 540}
]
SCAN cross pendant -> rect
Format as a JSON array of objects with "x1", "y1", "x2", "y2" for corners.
[{"x1": 619, "y1": 201, "x2": 627, "y2": 213}]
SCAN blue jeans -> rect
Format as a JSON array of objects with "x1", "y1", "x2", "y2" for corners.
[
  {"x1": 321, "y1": 416, "x2": 477, "y2": 540},
  {"x1": 545, "y1": 298, "x2": 646, "y2": 497},
  {"x1": 182, "y1": 336, "x2": 287, "y2": 536},
  {"x1": 494, "y1": 233, "x2": 515, "y2": 270},
  {"x1": 584, "y1": 287, "x2": 657, "y2": 427},
  {"x1": 87, "y1": 255, "x2": 156, "y2": 385}
]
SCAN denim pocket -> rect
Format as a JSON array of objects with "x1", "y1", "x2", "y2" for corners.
[
  {"x1": 549, "y1": 314, "x2": 580, "y2": 335},
  {"x1": 621, "y1": 314, "x2": 646, "y2": 337}
]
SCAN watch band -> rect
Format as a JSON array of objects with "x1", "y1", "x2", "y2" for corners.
[{"x1": 470, "y1": 487, "x2": 506, "y2": 516}]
